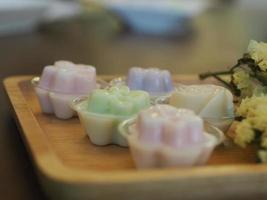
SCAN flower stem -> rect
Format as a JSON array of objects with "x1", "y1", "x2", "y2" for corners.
[{"x1": 199, "y1": 70, "x2": 232, "y2": 80}]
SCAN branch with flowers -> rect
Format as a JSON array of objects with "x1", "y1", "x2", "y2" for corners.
[{"x1": 199, "y1": 40, "x2": 267, "y2": 162}]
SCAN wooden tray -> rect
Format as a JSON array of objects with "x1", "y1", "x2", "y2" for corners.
[{"x1": 4, "y1": 75, "x2": 267, "y2": 200}]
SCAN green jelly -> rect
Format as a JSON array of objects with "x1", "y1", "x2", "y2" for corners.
[{"x1": 87, "y1": 86, "x2": 150, "y2": 116}]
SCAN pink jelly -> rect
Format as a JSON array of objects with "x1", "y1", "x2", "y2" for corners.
[
  {"x1": 34, "y1": 60, "x2": 97, "y2": 119},
  {"x1": 125, "y1": 105, "x2": 220, "y2": 168},
  {"x1": 127, "y1": 67, "x2": 173, "y2": 95}
]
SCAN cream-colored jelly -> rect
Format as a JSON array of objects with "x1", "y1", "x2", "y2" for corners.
[
  {"x1": 74, "y1": 86, "x2": 151, "y2": 146},
  {"x1": 125, "y1": 105, "x2": 219, "y2": 168},
  {"x1": 35, "y1": 61, "x2": 97, "y2": 119},
  {"x1": 169, "y1": 84, "x2": 234, "y2": 128}
]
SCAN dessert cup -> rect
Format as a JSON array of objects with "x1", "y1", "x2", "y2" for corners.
[
  {"x1": 71, "y1": 87, "x2": 151, "y2": 146},
  {"x1": 32, "y1": 61, "x2": 106, "y2": 119},
  {"x1": 156, "y1": 84, "x2": 235, "y2": 132},
  {"x1": 119, "y1": 112, "x2": 224, "y2": 169},
  {"x1": 32, "y1": 77, "x2": 107, "y2": 119},
  {"x1": 110, "y1": 67, "x2": 174, "y2": 103}
]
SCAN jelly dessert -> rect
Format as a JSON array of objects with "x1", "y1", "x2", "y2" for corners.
[
  {"x1": 169, "y1": 84, "x2": 234, "y2": 131},
  {"x1": 127, "y1": 67, "x2": 173, "y2": 95},
  {"x1": 72, "y1": 86, "x2": 150, "y2": 146},
  {"x1": 34, "y1": 60, "x2": 97, "y2": 119},
  {"x1": 119, "y1": 104, "x2": 222, "y2": 168}
]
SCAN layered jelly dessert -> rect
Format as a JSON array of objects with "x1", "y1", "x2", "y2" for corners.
[
  {"x1": 127, "y1": 67, "x2": 173, "y2": 95},
  {"x1": 169, "y1": 84, "x2": 234, "y2": 131},
  {"x1": 120, "y1": 104, "x2": 221, "y2": 168},
  {"x1": 34, "y1": 60, "x2": 97, "y2": 119},
  {"x1": 72, "y1": 86, "x2": 151, "y2": 146}
]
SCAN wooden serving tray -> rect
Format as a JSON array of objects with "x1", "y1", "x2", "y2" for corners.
[{"x1": 4, "y1": 75, "x2": 267, "y2": 200}]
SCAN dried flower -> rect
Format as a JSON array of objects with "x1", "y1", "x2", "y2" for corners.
[
  {"x1": 199, "y1": 40, "x2": 267, "y2": 163},
  {"x1": 247, "y1": 40, "x2": 267, "y2": 71},
  {"x1": 234, "y1": 119, "x2": 255, "y2": 148}
]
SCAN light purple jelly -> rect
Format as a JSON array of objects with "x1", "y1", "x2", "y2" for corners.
[
  {"x1": 35, "y1": 60, "x2": 97, "y2": 119},
  {"x1": 38, "y1": 61, "x2": 96, "y2": 94},
  {"x1": 127, "y1": 67, "x2": 173, "y2": 95}
]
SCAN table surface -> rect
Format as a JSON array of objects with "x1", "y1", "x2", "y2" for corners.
[{"x1": 1, "y1": 2, "x2": 267, "y2": 200}]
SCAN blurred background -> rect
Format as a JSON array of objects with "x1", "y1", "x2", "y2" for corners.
[
  {"x1": 0, "y1": 0, "x2": 267, "y2": 77},
  {"x1": 1, "y1": 1, "x2": 267, "y2": 200}
]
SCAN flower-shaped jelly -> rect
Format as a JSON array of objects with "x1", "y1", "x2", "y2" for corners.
[
  {"x1": 33, "y1": 60, "x2": 97, "y2": 119},
  {"x1": 72, "y1": 86, "x2": 151, "y2": 146},
  {"x1": 127, "y1": 67, "x2": 174, "y2": 96},
  {"x1": 119, "y1": 104, "x2": 223, "y2": 168}
]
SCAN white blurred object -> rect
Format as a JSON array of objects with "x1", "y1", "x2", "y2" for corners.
[
  {"x1": 43, "y1": 0, "x2": 81, "y2": 22},
  {"x1": 88, "y1": 0, "x2": 211, "y2": 36},
  {"x1": 0, "y1": 0, "x2": 81, "y2": 36}
]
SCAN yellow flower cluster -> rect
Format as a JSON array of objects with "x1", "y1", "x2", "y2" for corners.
[
  {"x1": 233, "y1": 68, "x2": 267, "y2": 97},
  {"x1": 235, "y1": 96, "x2": 267, "y2": 151},
  {"x1": 234, "y1": 120, "x2": 255, "y2": 148},
  {"x1": 233, "y1": 69, "x2": 254, "y2": 97},
  {"x1": 233, "y1": 69, "x2": 250, "y2": 89},
  {"x1": 236, "y1": 96, "x2": 267, "y2": 118},
  {"x1": 247, "y1": 40, "x2": 267, "y2": 71},
  {"x1": 259, "y1": 131, "x2": 267, "y2": 162},
  {"x1": 258, "y1": 150, "x2": 267, "y2": 163}
]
